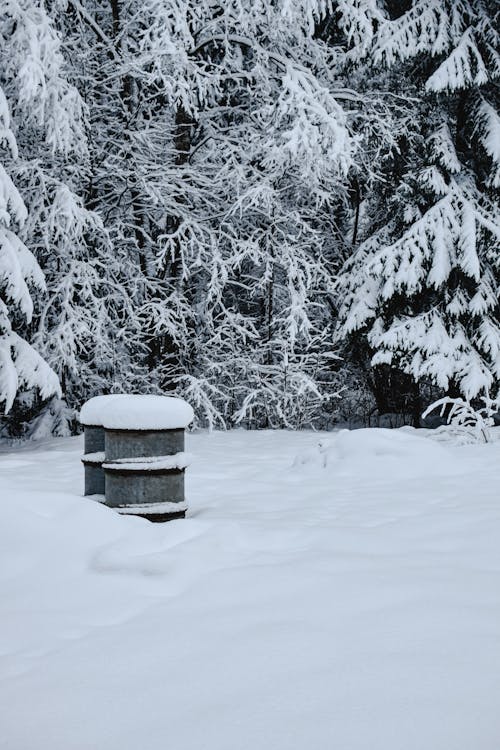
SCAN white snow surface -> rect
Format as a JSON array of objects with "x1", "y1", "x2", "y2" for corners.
[
  {"x1": 103, "y1": 451, "x2": 192, "y2": 471},
  {"x1": 81, "y1": 451, "x2": 105, "y2": 464},
  {"x1": 79, "y1": 394, "x2": 128, "y2": 426},
  {"x1": 293, "y1": 426, "x2": 460, "y2": 478},
  {"x1": 1, "y1": 428, "x2": 500, "y2": 750},
  {"x1": 101, "y1": 394, "x2": 194, "y2": 430},
  {"x1": 113, "y1": 501, "x2": 188, "y2": 515}
]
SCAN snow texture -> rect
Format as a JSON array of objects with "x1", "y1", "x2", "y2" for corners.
[
  {"x1": 81, "y1": 451, "x2": 105, "y2": 464},
  {"x1": 113, "y1": 501, "x2": 188, "y2": 514},
  {"x1": 101, "y1": 395, "x2": 194, "y2": 430},
  {"x1": 103, "y1": 452, "x2": 192, "y2": 472},
  {"x1": 79, "y1": 394, "x2": 128, "y2": 426},
  {"x1": 1, "y1": 428, "x2": 500, "y2": 750},
  {"x1": 293, "y1": 426, "x2": 458, "y2": 478}
]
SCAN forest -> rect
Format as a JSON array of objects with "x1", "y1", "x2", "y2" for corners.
[{"x1": 1, "y1": 0, "x2": 499, "y2": 437}]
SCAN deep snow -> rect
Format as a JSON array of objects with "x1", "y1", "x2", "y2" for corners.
[
  {"x1": 1, "y1": 428, "x2": 500, "y2": 750},
  {"x1": 79, "y1": 394, "x2": 128, "y2": 426},
  {"x1": 101, "y1": 394, "x2": 194, "y2": 430}
]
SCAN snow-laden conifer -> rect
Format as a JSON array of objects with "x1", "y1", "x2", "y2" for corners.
[
  {"x1": 337, "y1": 0, "x2": 500, "y2": 407},
  {"x1": 0, "y1": 0, "x2": 137, "y2": 434},
  {"x1": 0, "y1": 83, "x2": 59, "y2": 412}
]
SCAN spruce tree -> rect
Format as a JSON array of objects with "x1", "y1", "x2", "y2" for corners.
[
  {"x1": 0, "y1": 8, "x2": 61, "y2": 416},
  {"x1": 336, "y1": 0, "x2": 500, "y2": 415}
]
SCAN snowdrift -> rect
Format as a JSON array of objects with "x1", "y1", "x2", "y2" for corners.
[{"x1": 293, "y1": 427, "x2": 462, "y2": 479}]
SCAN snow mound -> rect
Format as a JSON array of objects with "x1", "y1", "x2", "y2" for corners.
[
  {"x1": 294, "y1": 427, "x2": 461, "y2": 479},
  {"x1": 79, "y1": 394, "x2": 128, "y2": 426},
  {"x1": 102, "y1": 395, "x2": 194, "y2": 430}
]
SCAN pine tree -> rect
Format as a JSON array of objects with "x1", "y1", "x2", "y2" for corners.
[
  {"x1": 0, "y1": 54, "x2": 59, "y2": 414},
  {"x1": 1, "y1": 0, "x2": 142, "y2": 436},
  {"x1": 336, "y1": 0, "x2": 500, "y2": 414}
]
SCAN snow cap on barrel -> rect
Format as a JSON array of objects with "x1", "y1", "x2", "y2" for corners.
[
  {"x1": 79, "y1": 394, "x2": 128, "y2": 427},
  {"x1": 101, "y1": 394, "x2": 194, "y2": 431}
]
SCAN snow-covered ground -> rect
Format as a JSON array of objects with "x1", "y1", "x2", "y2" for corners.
[{"x1": 1, "y1": 428, "x2": 500, "y2": 750}]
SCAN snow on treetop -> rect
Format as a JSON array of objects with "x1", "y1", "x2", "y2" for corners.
[
  {"x1": 79, "y1": 394, "x2": 128, "y2": 426},
  {"x1": 101, "y1": 395, "x2": 194, "y2": 430}
]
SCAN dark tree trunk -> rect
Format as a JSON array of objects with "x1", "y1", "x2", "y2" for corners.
[{"x1": 351, "y1": 177, "x2": 361, "y2": 246}]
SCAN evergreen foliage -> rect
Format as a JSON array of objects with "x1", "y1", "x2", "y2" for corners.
[
  {"x1": 1, "y1": 0, "x2": 499, "y2": 435},
  {"x1": 336, "y1": 0, "x2": 500, "y2": 417}
]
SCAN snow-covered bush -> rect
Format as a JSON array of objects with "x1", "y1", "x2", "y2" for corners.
[{"x1": 423, "y1": 396, "x2": 499, "y2": 445}]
